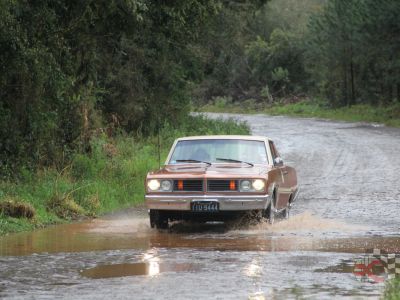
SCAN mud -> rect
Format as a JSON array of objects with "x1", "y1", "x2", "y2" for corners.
[{"x1": 1, "y1": 113, "x2": 400, "y2": 299}]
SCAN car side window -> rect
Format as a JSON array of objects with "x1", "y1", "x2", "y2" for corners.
[{"x1": 269, "y1": 141, "x2": 277, "y2": 160}]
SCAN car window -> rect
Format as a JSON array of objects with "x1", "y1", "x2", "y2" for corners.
[
  {"x1": 169, "y1": 139, "x2": 268, "y2": 165},
  {"x1": 269, "y1": 141, "x2": 279, "y2": 160}
]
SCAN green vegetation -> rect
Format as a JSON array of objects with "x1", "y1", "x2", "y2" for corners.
[
  {"x1": 0, "y1": 115, "x2": 249, "y2": 235},
  {"x1": 1, "y1": 0, "x2": 399, "y2": 233},
  {"x1": 384, "y1": 279, "x2": 400, "y2": 300},
  {"x1": 0, "y1": 0, "x2": 227, "y2": 175},
  {"x1": 197, "y1": 0, "x2": 400, "y2": 122},
  {"x1": 2, "y1": 0, "x2": 399, "y2": 173},
  {"x1": 267, "y1": 102, "x2": 400, "y2": 127},
  {"x1": 200, "y1": 98, "x2": 400, "y2": 127},
  {"x1": 0, "y1": 0, "x2": 255, "y2": 234}
]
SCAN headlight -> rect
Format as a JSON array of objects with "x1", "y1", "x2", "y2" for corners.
[
  {"x1": 252, "y1": 179, "x2": 265, "y2": 191},
  {"x1": 160, "y1": 180, "x2": 172, "y2": 192},
  {"x1": 240, "y1": 180, "x2": 251, "y2": 192},
  {"x1": 147, "y1": 179, "x2": 160, "y2": 191},
  {"x1": 239, "y1": 179, "x2": 265, "y2": 192}
]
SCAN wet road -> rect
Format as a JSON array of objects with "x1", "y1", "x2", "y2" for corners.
[{"x1": 1, "y1": 113, "x2": 400, "y2": 299}]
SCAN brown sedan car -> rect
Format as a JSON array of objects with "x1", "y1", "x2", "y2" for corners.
[{"x1": 145, "y1": 135, "x2": 299, "y2": 229}]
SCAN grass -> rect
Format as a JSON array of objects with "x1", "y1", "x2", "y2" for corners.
[
  {"x1": 199, "y1": 98, "x2": 400, "y2": 127},
  {"x1": 0, "y1": 114, "x2": 249, "y2": 235},
  {"x1": 384, "y1": 279, "x2": 400, "y2": 299}
]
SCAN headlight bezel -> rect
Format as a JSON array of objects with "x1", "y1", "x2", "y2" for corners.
[
  {"x1": 147, "y1": 179, "x2": 160, "y2": 191},
  {"x1": 147, "y1": 178, "x2": 266, "y2": 193},
  {"x1": 160, "y1": 179, "x2": 173, "y2": 192},
  {"x1": 252, "y1": 179, "x2": 265, "y2": 191},
  {"x1": 239, "y1": 180, "x2": 252, "y2": 192},
  {"x1": 239, "y1": 179, "x2": 265, "y2": 192},
  {"x1": 147, "y1": 179, "x2": 173, "y2": 192}
]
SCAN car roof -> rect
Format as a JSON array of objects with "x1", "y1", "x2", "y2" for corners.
[{"x1": 175, "y1": 135, "x2": 271, "y2": 142}]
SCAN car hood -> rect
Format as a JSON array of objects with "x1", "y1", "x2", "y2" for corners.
[{"x1": 148, "y1": 164, "x2": 270, "y2": 178}]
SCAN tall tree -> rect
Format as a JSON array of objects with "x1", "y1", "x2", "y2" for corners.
[{"x1": 307, "y1": 0, "x2": 400, "y2": 105}]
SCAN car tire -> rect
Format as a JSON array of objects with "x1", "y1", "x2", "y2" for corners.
[
  {"x1": 283, "y1": 206, "x2": 290, "y2": 219},
  {"x1": 266, "y1": 193, "x2": 276, "y2": 224},
  {"x1": 268, "y1": 203, "x2": 275, "y2": 224},
  {"x1": 149, "y1": 210, "x2": 169, "y2": 229}
]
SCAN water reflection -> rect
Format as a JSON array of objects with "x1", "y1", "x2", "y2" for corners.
[
  {"x1": 1, "y1": 216, "x2": 400, "y2": 256},
  {"x1": 248, "y1": 292, "x2": 266, "y2": 300},
  {"x1": 244, "y1": 257, "x2": 267, "y2": 300},
  {"x1": 81, "y1": 263, "x2": 153, "y2": 279},
  {"x1": 80, "y1": 248, "x2": 201, "y2": 279},
  {"x1": 81, "y1": 261, "x2": 199, "y2": 279},
  {"x1": 244, "y1": 259, "x2": 262, "y2": 278},
  {"x1": 142, "y1": 249, "x2": 160, "y2": 277}
]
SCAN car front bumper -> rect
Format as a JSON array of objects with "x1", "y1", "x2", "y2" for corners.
[{"x1": 145, "y1": 194, "x2": 270, "y2": 211}]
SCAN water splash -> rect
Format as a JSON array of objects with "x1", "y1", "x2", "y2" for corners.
[{"x1": 230, "y1": 211, "x2": 366, "y2": 237}]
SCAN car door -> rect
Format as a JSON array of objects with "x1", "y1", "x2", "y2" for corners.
[{"x1": 269, "y1": 141, "x2": 290, "y2": 210}]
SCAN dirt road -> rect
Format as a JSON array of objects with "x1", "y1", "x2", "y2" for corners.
[{"x1": 1, "y1": 113, "x2": 400, "y2": 299}]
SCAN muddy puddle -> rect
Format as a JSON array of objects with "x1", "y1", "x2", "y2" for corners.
[
  {"x1": 0, "y1": 210, "x2": 398, "y2": 299},
  {"x1": 1, "y1": 211, "x2": 399, "y2": 257}
]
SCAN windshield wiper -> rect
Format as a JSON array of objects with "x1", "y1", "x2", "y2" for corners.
[
  {"x1": 176, "y1": 159, "x2": 212, "y2": 166},
  {"x1": 216, "y1": 158, "x2": 254, "y2": 167}
]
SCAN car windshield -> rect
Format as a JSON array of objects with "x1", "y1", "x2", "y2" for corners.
[{"x1": 169, "y1": 139, "x2": 268, "y2": 165}]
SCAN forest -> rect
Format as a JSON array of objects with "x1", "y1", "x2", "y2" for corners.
[
  {"x1": 0, "y1": 0, "x2": 399, "y2": 232},
  {"x1": 1, "y1": 0, "x2": 400, "y2": 175}
]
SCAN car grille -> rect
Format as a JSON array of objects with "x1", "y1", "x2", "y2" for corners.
[
  {"x1": 173, "y1": 180, "x2": 203, "y2": 191},
  {"x1": 207, "y1": 180, "x2": 238, "y2": 191}
]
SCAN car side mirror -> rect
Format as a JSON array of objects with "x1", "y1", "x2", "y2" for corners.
[{"x1": 274, "y1": 157, "x2": 284, "y2": 166}]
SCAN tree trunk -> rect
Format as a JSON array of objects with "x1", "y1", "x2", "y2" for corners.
[
  {"x1": 350, "y1": 44, "x2": 355, "y2": 105},
  {"x1": 343, "y1": 48, "x2": 349, "y2": 107},
  {"x1": 397, "y1": 83, "x2": 400, "y2": 102}
]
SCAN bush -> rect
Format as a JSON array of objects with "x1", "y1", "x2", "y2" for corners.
[
  {"x1": 0, "y1": 115, "x2": 250, "y2": 234},
  {"x1": 46, "y1": 193, "x2": 85, "y2": 220},
  {"x1": 384, "y1": 279, "x2": 400, "y2": 300},
  {"x1": 0, "y1": 197, "x2": 35, "y2": 219}
]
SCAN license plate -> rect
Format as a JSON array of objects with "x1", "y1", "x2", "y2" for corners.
[{"x1": 191, "y1": 201, "x2": 219, "y2": 212}]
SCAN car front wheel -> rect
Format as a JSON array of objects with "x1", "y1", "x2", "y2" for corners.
[
  {"x1": 264, "y1": 195, "x2": 276, "y2": 224},
  {"x1": 149, "y1": 210, "x2": 169, "y2": 229},
  {"x1": 282, "y1": 206, "x2": 290, "y2": 219},
  {"x1": 268, "y1": 202, "x2": 275, "y2": 224}
]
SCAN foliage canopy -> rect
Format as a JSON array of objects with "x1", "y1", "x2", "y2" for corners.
[{"x1": 1, "y1": 0, "x2": 399, "y2": 176}]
